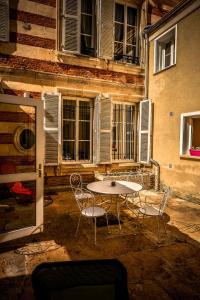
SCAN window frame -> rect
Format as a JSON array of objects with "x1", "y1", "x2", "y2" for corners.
[
  {"x1": 154, "y1": 25, "x2": 177, "y2": 74},
  {"x1": 114, "y1": 1, "x2": 139, "y2": 64},
  {"x1": 61, "y1": 0, "x2": 96, "y2": 56},
  {"x1": 112, "y1": 101, "x2": 136, "y2": 162},
  {"x1": 62, "y1": 97, "x2": 93, "y2": 163},
  {"x1": 180, "y1": 111, "x2": 200, "y2": 156}
]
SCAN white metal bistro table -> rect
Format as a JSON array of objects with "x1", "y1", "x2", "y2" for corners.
[{"x1": 87, "y1": 180, "x2": 142, "y2": 230}]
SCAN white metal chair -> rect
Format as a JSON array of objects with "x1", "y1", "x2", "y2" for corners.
[
  {"x1": 124, "y1": 170, "x2": 144, "y2": 214},
  {"x1": 70, "y1": 173, "x2": 92, "y2": 200},
  {"x1": 74, "y1": 188, "x2": 109, "y2": 244},
  {"x1": 138, "y1": 187, "x2": 171, "y2": 240}
]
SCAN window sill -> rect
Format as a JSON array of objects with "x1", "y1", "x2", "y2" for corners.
[
  {"x1": 180, "y1": 155, "x2": 200, "y2": 161},
  {"x1": 154, "y1": 63, "x2": 176, "y2": 75}
]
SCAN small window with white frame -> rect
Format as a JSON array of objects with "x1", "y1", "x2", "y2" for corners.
[
  {"x1": 62, "y1": 98, "x2": 93, "y2": 162},
  {"x1": 154, "y1": 25, "x2": 177, "y2": 73},
  {"x1": 180, "y1": 111, "x2": 200, "y2": 157}
]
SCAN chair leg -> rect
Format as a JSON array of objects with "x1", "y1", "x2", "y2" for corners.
[
  {"x1": 116, "y1": 200, "x2": 121, "y2": 231},
  {"x1": 75, "y1": 214, "x2": 81, "y2": 237},
  {"x1": 105, "y1": 213, "x2": 109, "y2": 233},
  {"x1": 94, "y1": 217, "x2": 97, "y2": 245}
]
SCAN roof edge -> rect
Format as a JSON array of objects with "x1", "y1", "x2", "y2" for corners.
[{"x1": 146, "y1": 0, "x2": 199, "y2": 35}]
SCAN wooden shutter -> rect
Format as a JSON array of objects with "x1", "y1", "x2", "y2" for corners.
[
  {"x1": 139, "y1": 99, "x2": 152, "y2": 163},
  {"x1": 93, "y1": 95, "x2": 100, "y2": 164},
  {"x1": 0, "y1": 0, "x2": 9, "y2": 42},
  {"x1": 99, "y1": 0, "x2": 114, "y2": 59},
  {"x1": 43, "y1": 92, "x2": 61, "y2": 165},
  {"x1": 62, "y1": 0, "x2": 80, "y2": 53},
  {"x1": 99, "y1": 94, "x2": 112, "y2": 164}
]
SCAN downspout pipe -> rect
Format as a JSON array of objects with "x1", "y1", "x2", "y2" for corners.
[
  {"x1": 142, "y1": 26, "x2": 160, "y2": 191},
  {"x1": 142, "y1": 25, "x2": 151, "y2": 99},
  {"x1": 150, "y1": 159, "x2": 160, "y2": 191}
]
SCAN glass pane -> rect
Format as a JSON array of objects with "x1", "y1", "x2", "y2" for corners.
[
  {"x1": 81, "y1": 35, "x2": 92, "y2": 50},
  {"x1": 125, "y1": 105, "x2": 134, "y2": 159},
  {"x1": 79, "y1": 141, "x2": 90, "y2": 160},
  {"x1": 115, "y1": 23, "x2": 124, "y2": 42},
  {"x1": 79, "y1": 101, "x2": 90, "y2": 120},
  {"x1": 63, "y1": 141, "x2": 75, "y2": 160},
  {"x1": 63, "y1": 120, "x2": 75, "y2": 140},
  {"x1": 0, "y1": 180, "x2": 36, "y2": 233},
  {"x1": 81, "y1": 14, "x2": 92, "y2": 35},
  {"x1": 126, "y1": 45, "x2": 136, "y2": 57},
  {"x1": 115, "y1": 3, "x2": 124, "y2": 22},
  {"x1": 127, "y1": 7, "x2": 137, "y2": 26},
  {"x1": 81, "y1": 0, "x2": 93, "y2": 14},
  {"x1": 0, "y1": 103, "x2": 36, "y2": 173},
  {"x1": 127, "y1": 26, "x2": 136, "y2": 45},
  {"x1": 114, "y1": 42, "x2": 123, "y2": 56},
  {"x1": 63, "y1": 100, "x2": 75, "y2": 119},
  {"x1": 79, "y1": 121, "x2": 90, "y2": 140}
]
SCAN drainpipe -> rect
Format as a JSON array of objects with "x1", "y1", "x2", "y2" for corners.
[
  {"x1": 142, "y1": 25, "x2": 151, "y2": 99},
  {"x1": 149, "y1": 159, "x2": 160, "y2": 191},
  {"x1": 142, "y1": 25, "x2": 160, "y2": 191}
]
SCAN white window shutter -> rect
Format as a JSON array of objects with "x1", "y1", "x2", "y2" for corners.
[
  {"x1": 93, "y1": 95, "x2": 100, "y2": 164},
  {"x1": 139, "y1": 99, "x2": 152, "y2": 163},
  {"x1": 99, "y1": 94, "x2": 112, "y2": 164},
  {"x1": 43, "y1": 92, "x2": 61, "y2": 165},
  {"x1": 99, "y1": 0, "x2": 114, "y2": 59},
  {"x1": 62, "y1": 0, "x2": 80, "y2": 53},
  {"x1": 0, "y1": 0, "x2": 9, "y2": 42}
]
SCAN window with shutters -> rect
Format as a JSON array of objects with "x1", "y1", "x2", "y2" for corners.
[
  {"x1": 154, "y1": 25, "x2": 177, "y2": 73},
  {"x1": 112, "y1": 103, "x2": 135, "y2": 160},
  {"x1": 0, "y1": 0, "x2": 9, "y2": 42},
  {"x1": 62, "y1": 0, "x2": 96, "y2": 56},
  {"x1": 114, "y1": 3, "x2": 139, "y2": 64},
  {"x1": 62, "y1": 98, "x2": 93, "y2": 162},
  {"x1": 180, "y1": 112, "x2": 200, "y2": 157}
]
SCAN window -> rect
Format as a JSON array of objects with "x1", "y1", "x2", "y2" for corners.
[
  {"x1": 62, "y1": 99, "x2": 93, "y2": 162},
  {"x1": 154, "y1": 26, "x2": 176, "y2": 73},
  {"x1": 62, "y1": 0, "x2": 96, "y2": 56},
  {"x1": 180, "y1": 112, "x2": 200, "y2": 157},
  {"x1": 112, "y1": 103, "x2": 135, "y2": 160},
  {"x1": 0, "y1": 0, "x2": 9, "y2": 42},
  {"x1": 114, "y1": 3, "x2": 138, "y2": 64}
]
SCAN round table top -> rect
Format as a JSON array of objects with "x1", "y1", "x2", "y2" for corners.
[{"x1": 87, "y1": 180, "x2": 142, "y2": 195}]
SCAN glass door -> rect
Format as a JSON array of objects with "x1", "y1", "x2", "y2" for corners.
[{"x1": 0, "y1": 94, "x2": 44, "y2": 243}]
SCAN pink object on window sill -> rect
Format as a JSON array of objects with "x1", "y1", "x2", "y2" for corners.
[{"x1": 189, "y1": 149, "x2": 200, "y2": 156}]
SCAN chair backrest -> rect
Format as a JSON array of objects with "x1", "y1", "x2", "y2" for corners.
[
  {"x1": 32, "y1": 259, "x2": 129, "y2": 300},
  {"x1": 74, "y1": 188, "x2": 95, "y2": 212},
  {"x1": 70, "y1": 173, "x2": 82, "y2": 194},
  {"x1": 159, "y1": 187, "x2": 170, "y2": 215}
]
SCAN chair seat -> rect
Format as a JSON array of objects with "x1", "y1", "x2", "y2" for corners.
[
  {"x1": 139, "y1": 205, "x2": 160, "y2": 216},
  {"x1": 82, "y1": 206, "x2": 106, "y2": 217},
  {"x1": 76, "y1": 192, "x2": 93, "y2": 200}
]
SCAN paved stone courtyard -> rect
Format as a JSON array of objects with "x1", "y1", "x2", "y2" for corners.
[{"x1": 0, "y1": 190, "x2": 200, "y2": 299}]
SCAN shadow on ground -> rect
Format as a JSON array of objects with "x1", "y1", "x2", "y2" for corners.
[{"x1": 0, "y1": 190, "x2": 200, "y2": 300}]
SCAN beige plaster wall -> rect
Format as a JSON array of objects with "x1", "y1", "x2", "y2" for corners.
[{"x1": 148, "y1": 7, "x2": 200, "y2": 197}]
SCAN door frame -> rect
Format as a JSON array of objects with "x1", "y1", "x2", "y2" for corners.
[{"x1": 0, "y1": 94, "x2": 44, "y2": 243}]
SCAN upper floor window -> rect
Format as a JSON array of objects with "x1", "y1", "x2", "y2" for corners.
[
  {"x1": 112, "y1": 103, "x2": 135, "y2": 160},
  {"x1": 62, "y1": 0, "x2": 96, "y2": 56},
  {"x1": 154, "y1": 26, "x2": 177, "y2": 73},
  {"x1": 114, "y1": 3, "x2": 138, "y2": 64},
  {"x1": 62, "y1": 98, "x2": 93, "y2": 162}
]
